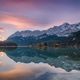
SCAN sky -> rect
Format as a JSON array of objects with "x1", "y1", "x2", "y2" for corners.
[{"x1": 0, "y1": 0, "x2": 80, "y2": 40}]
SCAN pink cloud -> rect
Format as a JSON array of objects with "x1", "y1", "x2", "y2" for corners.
[
  {"x1": 0, "y1": 28, "x2": 4, "y2": 33},
  {"x1": 0, "y1": 14, "x2": 39, "y2": 30}
]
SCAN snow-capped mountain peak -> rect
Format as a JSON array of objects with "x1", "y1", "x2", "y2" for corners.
[{"x1": 9, "y1": 22, "x2": 80, "y2": 38}]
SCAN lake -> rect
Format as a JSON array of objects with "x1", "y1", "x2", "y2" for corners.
[{"x1": 1, "y1": 47, "x2": 80, "y2": 71}]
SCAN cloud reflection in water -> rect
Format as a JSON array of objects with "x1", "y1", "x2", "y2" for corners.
[{"x1": 0, "y1": 52, "x2": 80, "y2": 80}]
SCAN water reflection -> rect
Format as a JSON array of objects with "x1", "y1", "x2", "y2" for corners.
[
  {"x1": 6, "y1": 47, "x2": 80, "y2": 60},
  {"x1": 1, "y1": 47, "x2": 80, "y2": 71},
  {"x1": 0, "y1": 52, "x2": 16, "y2": 72},
  {"x1": 0, "y1": 52, "x2": 80, "y2": 80}
]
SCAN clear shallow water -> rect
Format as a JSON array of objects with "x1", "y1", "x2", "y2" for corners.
[{"x1": 3, "y1": 47, "x2": 80, "y2": 71}]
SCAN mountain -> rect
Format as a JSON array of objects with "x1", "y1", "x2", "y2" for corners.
[
  {"x1": 47, "y1": 23, "x2": 80, "y2": 36},
  {"x1": 8, "y1": 22, "x2": 80, "y2": 38},
  {"x1": 7, "y1": 22, "x2": 80, "y2": 46}
]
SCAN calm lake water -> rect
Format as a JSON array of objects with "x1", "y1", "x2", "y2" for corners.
[{"x1": 1, "y1": 47, "x2": 80, "y2": 71}]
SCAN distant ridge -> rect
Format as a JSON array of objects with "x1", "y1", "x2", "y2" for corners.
[
  {"x1": 8, "y1": 22, "x2": 80, "y2": 38},
  {"x1": 7, "y1": 22, "x2": 80, "y2": 46}
]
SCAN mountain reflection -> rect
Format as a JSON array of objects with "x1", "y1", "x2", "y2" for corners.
[
  {"x1": 0, "y1": 52, "x2": 80, "y2": 80},
  {"x1": 0, "y1": 47, "x2": 80, "y2": 71}
]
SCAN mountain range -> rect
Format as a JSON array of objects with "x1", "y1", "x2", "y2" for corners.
[{"x1": 7, "y1": 22, "x2": 80, "y2": 46}]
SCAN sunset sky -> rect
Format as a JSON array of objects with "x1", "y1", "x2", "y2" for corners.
[{"x1": 0, "y1": 0, "x2": 80, "y2": 40}]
